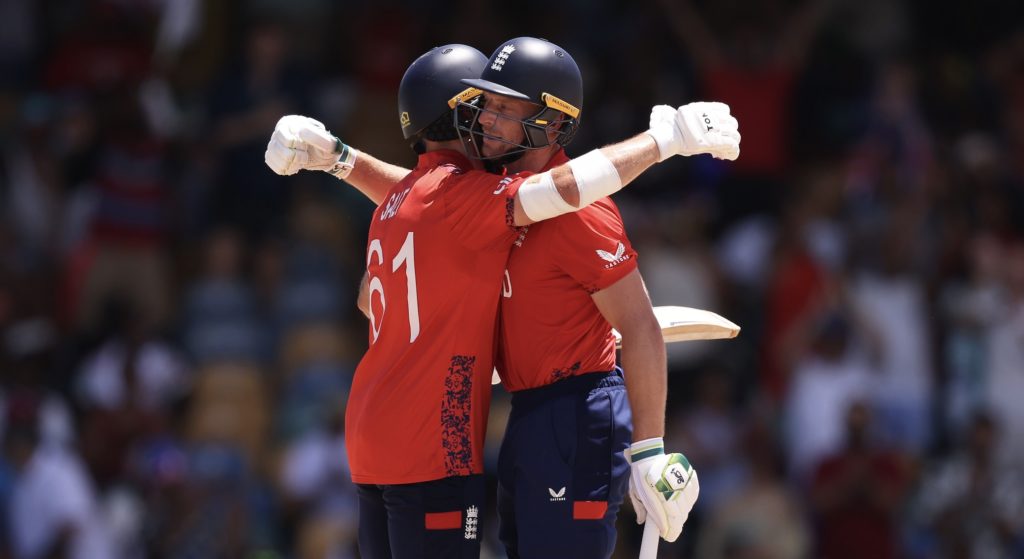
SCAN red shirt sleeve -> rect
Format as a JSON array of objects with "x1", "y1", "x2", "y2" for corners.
[
  {"x1": 440, "y1": 170, "x2": 530, "y2": 252},
  {"x1": 549, "y1": 199, "x2": 638, "y2": 293}
]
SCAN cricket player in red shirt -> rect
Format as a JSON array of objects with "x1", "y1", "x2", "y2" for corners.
[{"x1": 266, "y1": 37, "x2": 739, "y2": 558}]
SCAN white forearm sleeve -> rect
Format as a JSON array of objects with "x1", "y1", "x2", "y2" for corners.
[
  {"x1": 569, "y1": 149, "x2": 623, "y2": 207},
  {"x1": 517, "y1": 171, "x2": 576, "y2": 222},
  {"x1": 518, "y1": 149, "x2": 623, "y2": 222}
]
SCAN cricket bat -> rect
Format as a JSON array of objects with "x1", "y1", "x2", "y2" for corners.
[
  {"x1": 492, "y1": 306, "x2": 740, "y2": 385},
  {"x1": 613, "y1": 305, "x2": 740, "y2": 348}
]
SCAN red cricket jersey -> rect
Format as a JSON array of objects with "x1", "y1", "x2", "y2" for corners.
[
  {"x1": 496, "y1": 151, "x2": 639, "y2": 392},
  {"x1": 346, "y1": 150, "x2": 532, "y2": 484}
]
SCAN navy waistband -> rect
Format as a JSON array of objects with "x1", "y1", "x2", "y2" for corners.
[{"x1": 510, "y1": 369, "x2": 624, "y2": 410}]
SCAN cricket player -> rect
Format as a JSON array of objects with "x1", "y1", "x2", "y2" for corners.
[{"x1": 266, "y1": 38, "x2": 739, "y2": 558}]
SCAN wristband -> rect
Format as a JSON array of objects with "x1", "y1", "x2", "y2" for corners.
[
  {"x1": 517, "y1": 170, "x2": 577, "y2": 222},
  {"x1": 326, "y1": 141, "x2": 358, "y2": 180},
  {"x1": 630, "y1": 437, "x2": 665, "y2": 461},
  {"x1": 645, "y1": 126, "x2": 676, "y2": 162}
]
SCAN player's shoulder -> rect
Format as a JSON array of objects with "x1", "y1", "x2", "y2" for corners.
[
  {"x1": 414, "y1": 162, "x2": 480, "y2": 199},
  {"x1": 426, "y1": 161, "x2": 473, "y2": 181},
  {"x1": 555, "y1": 197, "x2": 625, "y2": 229},
  {"x1": 438, "y1": 161, "x2": 472, "y2": 175},
  {"x1": 528, "y1": 198, "x2": 627, "y2": 251}
]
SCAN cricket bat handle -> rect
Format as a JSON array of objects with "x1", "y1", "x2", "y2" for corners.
[{"x1": 639, "y1": 521, "x2": 659, "y2": 559}]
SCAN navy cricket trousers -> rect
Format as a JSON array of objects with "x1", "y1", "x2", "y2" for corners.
[
  {"x1": 356, "y1": 474, "x2": 485, "y2": 559},
  {"x1": 497, "y1": 370, "x2": 633, "y2": 558}
]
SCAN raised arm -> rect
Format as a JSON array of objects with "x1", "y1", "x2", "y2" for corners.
[
  {"x1": 343, "y1": 150, "x2": 412, "y2": 206},
  {"x1": 264, "y1": 115, "x2": 410, "y2": 206},
  {"x1": 510, "y1": 102, "x2": 740, "y2": 226},
  {"x1": 267, "y1": 101, "x2": 740, "y2": 224}
]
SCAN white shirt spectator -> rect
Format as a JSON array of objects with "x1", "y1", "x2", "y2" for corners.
[
  {"x1": 785, "y1": 355, "x2": 873, "y2": 479},
  {"x1": 851, "y1": 273, "x2": 934, "y2": 449},
  {"x1": 281, "y1": 429, "x2": 357, "y2": 518},
  {"x1": 76, "y1": 339, "x2": 190, "y2": 412},
  {"x1": 639, "y1": 244, "x2": 719, "y2": 367},
  {"x1": 985, "y1": 301, "x2": 1024, "y2": 464},
  {"x1": 8, "y1": 444, "x2": 114, "y2": 559}
]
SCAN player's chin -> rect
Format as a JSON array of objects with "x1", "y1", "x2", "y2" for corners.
[{"x1": 481, "y1": 138, "x2": 511, "y2": 159}]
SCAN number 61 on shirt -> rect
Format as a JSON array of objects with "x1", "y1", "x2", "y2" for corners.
[{"x1": 367, "y1": 232, "x2": 420, "y2": 343}]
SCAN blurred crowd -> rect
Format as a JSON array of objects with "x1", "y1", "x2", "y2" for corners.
[{"x1": 0, "y1": 0, "x2": 1023, "y2": 557}]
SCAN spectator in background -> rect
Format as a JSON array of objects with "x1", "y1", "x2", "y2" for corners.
[
  {"x1": 76, "y1": 299, "x2": 189, "y2": 491},
  {"x1": 848, "y1": 210, "x2": 935, "y2": 453},
  {"x1": 1, "y1": 315, "x2": 74, "y2": 449},
  {"x1": 696, "y1": 423, "x2": 810, "y2": 559},
  {"x1": 656, "y1": 0, "x2": 834, "y2": 221},
  {"x1": 810, "y1": 401, "x2": 910, "y2": 559},
  {"x1": 636, "y1": 205, "x2": 725, "y2": 372},
  {"x1": 940, "y1": 232, "x2": 1005, "y2": 438},
  {"x1": 1, "y1": 97, "x2": 63, "y2": 271},
  {"x1": 912, "y1": 411, "x2": 1024, "y2": 559},
  {"x1": 182, "y1": 227, "x2": 270, "y2": 365},
  {"x1": 783, "y1": 310, "x2": 876, "y2": 479},
  {"x1": 72, "y1": 86, "x2": 175, "y2": 333},
  {"x1": 156, "y1": 444, "x2": 251, "y2": 558},
  {"x1": 207, "y1": 16, "x2": 309, "y2": 239},
  {"x1": 671, "y1": 368, "x2": 747, "y2": 515},
  {"x1": 3, "y1": 393, "x2": 115, "y2": 559},
  {"x1": 759, "y1": 177, "x2": 842, "y2": 403},
  {"x1": 279, "y1": 408, "x2": 358, "y2": 559},
  {"x1": 983, "y1": 241, "x2": 1024, "y2": 464}
]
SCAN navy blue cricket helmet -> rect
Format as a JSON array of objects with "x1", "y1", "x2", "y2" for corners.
[
  {"x1": 398, "y1": 44, "x2": 488, "y2": 151},
  {"x1": 455, "y1": 37, "x2": 583, "y2": 160}
]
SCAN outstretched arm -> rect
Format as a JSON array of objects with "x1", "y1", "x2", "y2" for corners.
[
  {"x1": 265, "y1": 115, "x2": 410, "y2": 206},
  {"x1": 344, "y1": 151, "x2": 412, "y2": 206},
  {"x1": 267, "y1": 102, "x2": 740, "y2": 225},
  {"x1": 510, "y1": 102, "x2": 740, "y2": 226}
]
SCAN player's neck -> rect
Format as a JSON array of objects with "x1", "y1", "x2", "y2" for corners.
[
  {"x1": 423, "y1": 138, "x2": 466, "y2": 154},
  {"x1": 422, "y1": 139, "x2": 482, "y2": 169}
]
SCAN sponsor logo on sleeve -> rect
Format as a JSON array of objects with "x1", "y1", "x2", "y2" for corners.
[{"x1": 596, "y1": 242, "x2": 630, "y2": 268}]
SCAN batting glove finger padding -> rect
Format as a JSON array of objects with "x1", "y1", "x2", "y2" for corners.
[
  {"x1": 265, "y1": 135, "x2": 305, "y2": 175},
  {"x1": 648, "y1": 102, "x2": 741, "y2": 162},
  {"x1": 629, "y1": 438, "x2": 700, "y2": 543},
  {"x1": 265, "y1": 115, "x2": 355, "y2": 178}
]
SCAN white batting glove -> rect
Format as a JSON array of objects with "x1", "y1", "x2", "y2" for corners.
[
  {"x1": 628, "y1": 437, "x2": 700, "y2": 543},
  {"x1": 647, "y1": 102, "x2": 740, "y2": 162},
  {"x1": 264, "y1": 115, "x2": 357, "y2": 179}
]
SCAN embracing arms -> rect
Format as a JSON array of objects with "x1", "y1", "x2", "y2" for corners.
[{"x1": 265, "y1": 103, "x2": 739, "y2": 225}]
